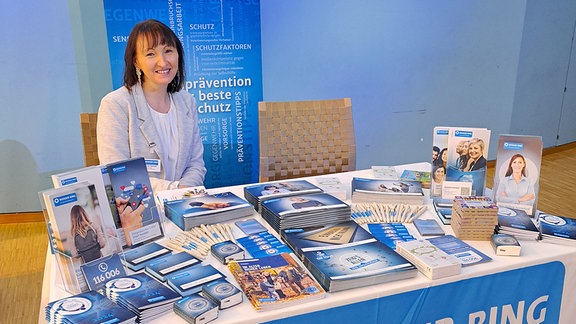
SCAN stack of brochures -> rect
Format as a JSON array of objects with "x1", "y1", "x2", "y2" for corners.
[
  {"x1": 243, "y1": 179, "x2": 323, "y2": 212},
  {"x1": 173, "y1": 293, "x2": 219, "y2": 323},
  {"x1": 122, "y1": 242, "x2": 172, "y2": 272},
  {"x1": 282, "y1": 221, "x2": 418, "y2": 292},
  {"x1": 496, "y1": 207, "x2": 540, "y2": 241},
  {"x1": 537, "y1": 212, "x2": 576, "y2": 246},
  {"x1": 396, "y1": 239, "x2": 462, "y2": 279},
  {"x1": 201, "y1": 279, "x2": 243, "y2": 309},
  {"x1": 351, "y1": 178, "x2": 425, "y2": 205},
  {"x1": 450, "y1": 196, "x2": 499, "y2": 241},
  {"x1": 259, "y1": 192, "x2": 351, "y2": 233},
  {"x1": 367, "y1": 223, "x2": 416, "y2": 249},
  {"x1": 227, "y1": 253, "x2": 326, "y2": 311},
  {"x1": 281, "y1": 221, "x2": 375, "y2": 259},
  {"x1": 433, "y1": 198, "x2": 454, "y2": 225},
  {"x1": 165, "y1": 264, "x2": 225, "y2": 297},
  {"x1": 45, "y1": 290, "x2": 137, "y2": 324},
  {"x1": 145, "y1": 251, "x2": 202, "y2": 282},
  {"x1": 164, "y1": 191, "x2": 254, "y2": 231},
  {"x1": 237, "y1": 231, "x2": 293, "y2": 258},
  {"x1": 102, "y1": 273, "x2": 180, "y2": 322}
]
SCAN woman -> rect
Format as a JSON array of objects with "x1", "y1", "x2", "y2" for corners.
[
  {"x1": 97, "y1": 19, "x2": 206, "y2": 192},
  {"x1": 70, "y1": 205, "x2": 106, "y2": 263},
  {"x1": 433, "y1": 148, "x2": 448, "y2": 168},
  {"x1": 431, "y1": 164, "x2": 446, "y2": 196},
  {"x1": 463, "y1": 138, "x2": 487, "y2": 171},
  {"x1": 496, "y1": 154, "x2": 535, "y2": 204}
]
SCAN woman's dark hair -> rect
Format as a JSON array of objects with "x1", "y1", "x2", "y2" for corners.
[
  {"x1": 505, "y1": 154, "x2": 527, "y2": 177},
  {"x1": 123, "y1": 19, "x2": 185, "y2": 93}
]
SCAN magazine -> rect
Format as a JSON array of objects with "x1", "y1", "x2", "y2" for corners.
[{"x1": 227, "y1": 253, "x2": 326, "y2": 311}]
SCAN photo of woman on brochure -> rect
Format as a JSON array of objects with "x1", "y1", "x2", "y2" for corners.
[{"x1": 70, "y1": 204, "x2": 107, "y2": 263}]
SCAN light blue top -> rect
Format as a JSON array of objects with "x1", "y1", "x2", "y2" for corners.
[{"x1": 496, "y1": 175, "x2": 535, "y2": 204}]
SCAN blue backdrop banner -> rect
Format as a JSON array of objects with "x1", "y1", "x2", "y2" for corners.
[{"x1": 103, "y1": 0, "x2": 262, "y2": 188}]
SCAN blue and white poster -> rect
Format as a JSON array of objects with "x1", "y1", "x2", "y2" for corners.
[{"x1": 103, "y1": 0, "x2": 262, "y2": 188}]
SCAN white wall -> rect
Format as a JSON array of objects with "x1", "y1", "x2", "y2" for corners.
[{"x1": 1, "y1": 0, "x2": 574, "y2": 213}]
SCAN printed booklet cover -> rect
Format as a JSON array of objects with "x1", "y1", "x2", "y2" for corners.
[
  {"x1": 243, "y1": 179, "x2": 323, "y2": 211},
  {"x1": 493, "y1": 134, "x2": 543, "y2": 216},
  {"x1": 164, "y1": 191, "x2": 253, "y2": 231},
  {"x1": 538, "y1": 213, "x2": 576, "y2": 246},
  {"x1": 45, "y1": 290, "x2": 136, "y2": 324},
  {"x1": 51, "y1": 165, "x2": 120, "y2": 246},
  {"x1": 227, "y1": 253, "x2": 326, "y2": 311},
  {"x1": 431, "y1": 127, "x2": 491, "y2": 198},
  {"x1": 445, "y1": 127, "x2": 491, "y2": 197},
  {"x1": 427, "y1": 235, "x2": 492, "y2": 267},
  {"x1": 497, "y1": 207, "x2": 540, "y2": 240},
  {"x1": 281, "y1": 221, "x2": 375, "y2": 258},
  {"x1": 102, "y1": 272, "x2": 180, "y2": 320},
  {"x1": 260, "y1": 192, "x2": 351, "y2": 232},
  {"x1": 40, "y1": 181, "x2": 117, "y2": 293},
  {"x1": 302, "y1": 240, "x2": 417, "y2": 292},
  {"x1": 351, "y1": 178, "x2": 424, "y2": 205},
  {"x1": 106, "y1": 157, "x2": 164, "y2": 249}
]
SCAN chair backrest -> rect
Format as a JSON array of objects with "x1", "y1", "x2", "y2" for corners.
[
  {"x1": 80, "y1": 113, "x2": 100, "y2": 167},
  {"x1": 258, "y1": 98, "x2": 356, "y2": 182}
]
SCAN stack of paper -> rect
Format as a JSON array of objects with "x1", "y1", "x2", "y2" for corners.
[
  {"x1": 395, "y1": 239, "x2": 461, "y2": 280},
  {"x1": 164, "y1": 191, "x2": 253, "y2": 231},
  {"x1": 351, "y1": 178, "x2": 424, "y2": 205},
  {"x1": 537, "y1": 212, "x2": 576, "y2": 246},
  {"x1": 259, "y1": 192, "x2": 351, "y2": 233},
  {"x1": 173, "y1": 293, "x2": 219, "y2": 324},
  {"x1": 102, "y1": 273, "x2": 180, "y2": 322},
  {"x1": 450, "y1": 196, "x2": 499, "y2": 241},
  {"x1": 282, "y1": 221, "x2": 417, "y2": 292},
  {"x1": 243, "y1": 180, "x2": 323, "y2": 212},
  {"x1": 45, "y1": 290, "x2": 136, "y2": 324},
  {"x1": 496, "y1": 207, "x2": 540, "y2": 241}
]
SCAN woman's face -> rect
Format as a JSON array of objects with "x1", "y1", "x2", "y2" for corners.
[
  {"x1": 135, "y1": 36, "x2": 178, "y2": 90},
  {"x1": 434, "y1": 167, "x2": 445, "y2": 181},
  {"x1": 461, "y1": 142, "x2": 469, "y2": 155},
  {"x1": 468, "y1": 143, "x2": 482, "y2": 159},
  {"x1": 511, "y1": 157, "x2": 525, "y2": 173},
  {"x1": 441, "y1": 150, "x2": 448, "y2": 162}
]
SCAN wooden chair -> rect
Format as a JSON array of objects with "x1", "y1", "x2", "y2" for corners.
[
  {"x1": 258, "y1": 98, "x2": 356, "y2": 182},
  {"x1": 80, "y1": 113, "x2": 100, "y2": 167}
]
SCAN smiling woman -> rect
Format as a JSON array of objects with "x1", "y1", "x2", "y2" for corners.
[{"x1": 96, "y1": 19, "x2": 207, "y2": 192}]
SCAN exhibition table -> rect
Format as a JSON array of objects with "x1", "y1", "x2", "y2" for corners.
[{"x1": 38, "y1": 163, "x2": 576, "y2": 323}]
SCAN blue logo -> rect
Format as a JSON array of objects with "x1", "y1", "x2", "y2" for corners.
[
  {"x1": 454, "y1": 130, "x2": 473, "y2": 138},
  {"x1": 503, "y1": 142, "x2": 524, "y2": 150},
  {"x1": 53, "y1": 193, "x2": 78, "y2": 207},
  {"x1": 60, "y1": 177, "x2": 78, "y2": 186},
  {"x1": 436, "y1": 129, "x2": 449, "y2": 135},
  {"x1": 112, "y1": 165, "x2": 127, "y2": 173}
]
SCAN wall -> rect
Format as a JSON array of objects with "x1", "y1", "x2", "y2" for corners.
[
  {"x1": 260, "y1": 1, "x2": 525, "y2": 168},
  {"x1": 0, "y1": 1, "x2": 83, "y2": 212},
  {"x1": 0, "y1": 0, "x2": 574, "y2": 213}
]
